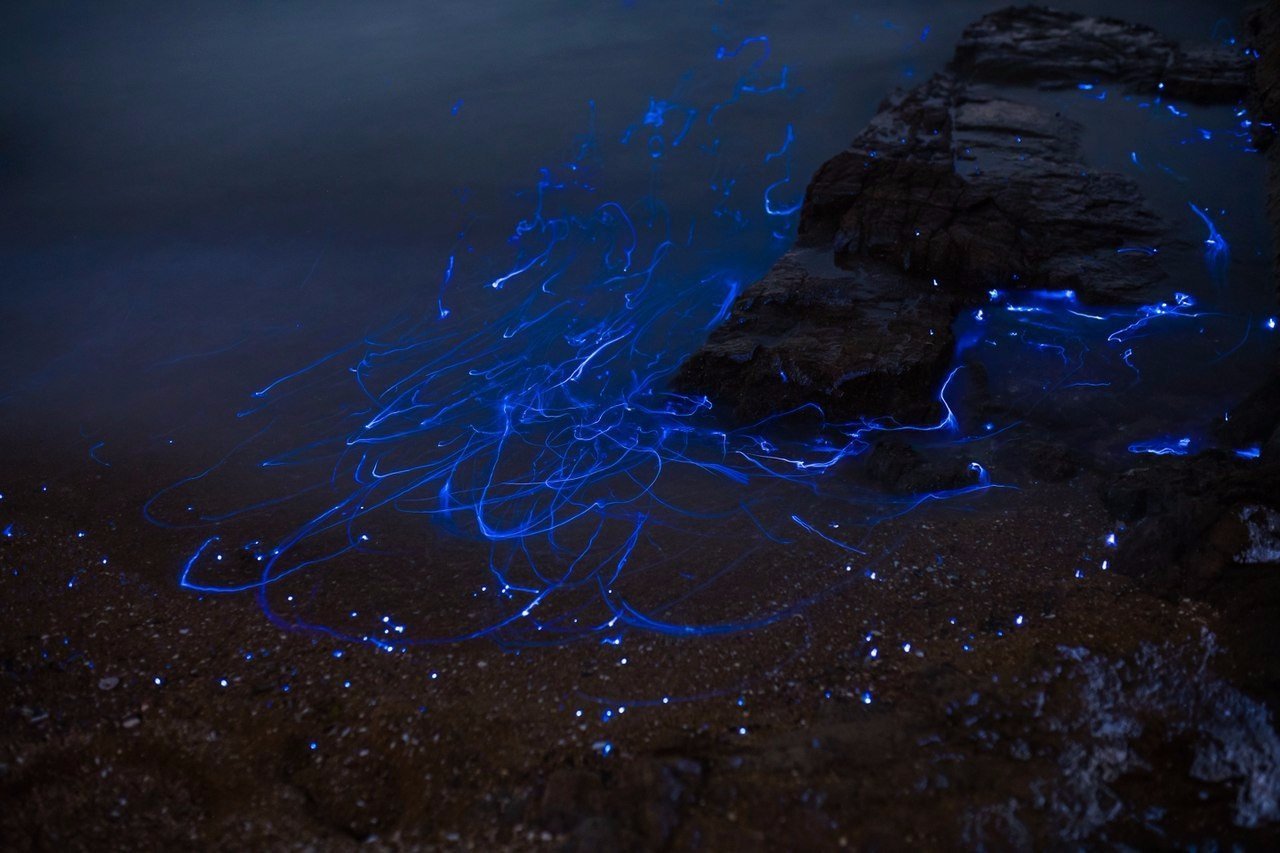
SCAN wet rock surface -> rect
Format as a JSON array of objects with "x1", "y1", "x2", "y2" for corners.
[
  {"x1": 677, "y1": 5, "x2": 1250, "y2": 424},
  {"x1": 1102, "y1": 452, "x2": 1280, "y2": 597},
  {"x1": 1096, "y1": 1, "x2": 1280, "y2": 706},
  {"x1": 675, "y1": 249, "x2": 956, "y2": 423},
  {"x1": 798, "y1": 78, "x2": 1168, "y2": 303},
  {"x1": 863, "y1": 439, "x2": 978, "y2": 494},
  {"x1": 1249, "y1": 0, "x2": 1280, "y2": 287},
  {"x1": 952, "y1": 6, "x2": 1251, "y2": 103}
]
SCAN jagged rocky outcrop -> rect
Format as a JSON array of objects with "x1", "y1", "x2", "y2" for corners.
[
  {"x1": 952, "y1": 6, "x2": 1251, "y2": 103},
  {"x1": 1247, "y1": 1, "x2": 1280, "y2": 286},
  {"x1": 1103, "y1": 453, "x2": 1280, "y2": 597},
  {"x1": 1092, "y1": 4, "x2": 1280, "y2": 704},
  {"x1": 676, "y1": 5, "x2": 1249, "y2": 424},
  {"x1": 674, "y1": 249, "x2": 956, "y2": 423},
  {"x1": 1100, "y1": 445, "x2": 1280, "y2": 707},
  {"x1": 797, "y1": 77, "x2": 1166, "y2": 301},
  {"x1": 1104, "y1": 5, "x2": 1280, "y2": 601}
]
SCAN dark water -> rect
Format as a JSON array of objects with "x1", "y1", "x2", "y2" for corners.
[
  {"x1": 1, "y1": 0, "x2": 1254, "y2": 417},
  {"x1": 1, "y1": 0, "x2": 1249, "y2": 239},
  {"x1": 0, "y1": 1, "x2": 1269, "y2": 644}
]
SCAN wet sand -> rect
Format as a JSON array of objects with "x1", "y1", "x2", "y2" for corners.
[{"x1": 3, "y1": 451, "x2": 1278, "y2": 848}]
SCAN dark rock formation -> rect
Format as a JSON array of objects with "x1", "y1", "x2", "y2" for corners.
[
  {"x1": 1100, "y1": 449, "x2": 1280, "y2": 706},
  {"x1": 675, "y1": 249, "x2": 955, "y2": 423},
  {"x1": 1247, "y1": 1, "x2": 1280, "y2": 288},
  {"x1": 863, "y1": 439, "x2": 977, "y2": 494},
  {"x1": 1102, "y1": 453, "x2": 1280, "y2": 595},
  {"x1": 952, "y1": 6, "x2": 1251, "y2": 103},
  {"x1": 1214, "y1": 367, "x2": 1280, "y2": 451},
  {"x1": 1086, "y1": 5, "x2": 1280, "y2": 704},
  {"x1": 1104, "y1": 6, "x2": 1280, "y2": 600},
  {"x1": 798, "y1": 79, "x2": 1167, "y2": 303},
  {"x1": 676, "y1": 5, "x2": 1249, "y2": 425},
  {"x1": 996, "y1": 437, "x2": 1087, "y2": 483}
]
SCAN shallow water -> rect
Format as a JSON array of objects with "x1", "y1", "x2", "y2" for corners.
[
  {"x1": 0, "y1": 1, "x2": 1271, "y2": 646},
  {"x1": 1, "y1": 0, "x2": 1256, "y2": 390}
]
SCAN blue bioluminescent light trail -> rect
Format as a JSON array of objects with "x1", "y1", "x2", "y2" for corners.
[{"x1": 144, "y1": 25, "x2": 1277, "y2": 655}]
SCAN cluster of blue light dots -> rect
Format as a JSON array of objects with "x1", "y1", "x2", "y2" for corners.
[{"x1": 144, "y1": 31, "x2": 1275, "y2": 674}]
